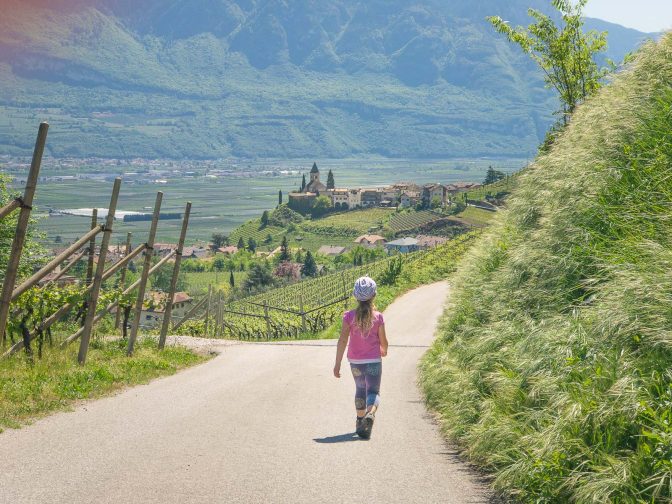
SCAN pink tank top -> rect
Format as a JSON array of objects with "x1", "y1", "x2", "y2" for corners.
[{"x1": 343, "y1": 310, "x2": 384, "y2": 362}]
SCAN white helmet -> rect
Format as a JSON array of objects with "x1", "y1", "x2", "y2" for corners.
[{"x1": 353, "y1": 276, "x2": 377, "y2": 301}]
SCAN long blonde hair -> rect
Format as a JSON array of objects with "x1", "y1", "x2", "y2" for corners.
[{"x1": 355, "y1": 298, "x2": 376, "y2": 333}]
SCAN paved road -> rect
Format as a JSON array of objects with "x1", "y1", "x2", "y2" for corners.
[{"x1": 0, "y1": 282, "x2": 493, "y2": 504}]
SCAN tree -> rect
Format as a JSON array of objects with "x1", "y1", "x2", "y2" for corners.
[
  {"x1": 327, "y1": 169, "x2": 335, "y2": 190},
  {"x1": 237, "y1": 237, "x2": 245, "y2": 250},
  {"x1": 212, "y1": 256, "x2": 226, "y2": 272},
  {"x1": 211, "y1": 232, "x2": 229, "y2": 249},
  {"x1": 264, "y1": 234, "x2": 273, "y2": 245},
  {"x1": 302, "y1": 251, "x2": 317, "y2": 277},
  {"x1": 484, "y1": 166, "x2": 506, "y2": 185},
  {"x1": 151, "y1": 259, "x2": 187, "y2": 292},
  {"x1": 279, "y1": 235, "x2": 291, "y2": 262},
  {"x1": 301, "y1": 174, "x2": 306, "y2": 192},
  {"x1": 247, "y1": 237, "x2": 257, "y2": 253},
  {"x1": 229, "y1": 269, "x2": 235, "y2": 288},
  {"x1": 260, "y1": 210, "x2": 269, "y2": 228},
  {"x1": 430, "y1": 196, "x2": 442, "y2": 209},
  {"x1": 488, "y1": 0, "x2": 608, "y2": 128},
  {"x1": 278, "y1": 190, "x2": 283, "y2": 206},
  {"x1": 311, "y1": 195, "x2": 332, "y2": 217},
  {"x1": 243, "y1": 262, "x2": 275, "y2": 291}
]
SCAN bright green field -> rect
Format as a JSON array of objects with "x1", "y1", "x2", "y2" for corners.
[
  {"x1": 302, "y1": 208, "x2": 394, "y2": 236},
  {"x1": 183, "y1": 271, "x2": 247, "y2": 296},
  {"x1": 453, "y1": 207, "x2": 497, "y2": 227}
]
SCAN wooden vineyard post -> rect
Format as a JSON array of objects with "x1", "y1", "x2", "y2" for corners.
[
  {"x1": 299, "y1": 294, "x2": 307, "y2": 334},
  {"x1": 127, "y1": 192, "x2": 163, "y2": 356},
  {"x1": 204, "y1": 284, "x2": 212, "y2": 336},
  {"x1": 81, "y1": 208, "x2": 98, "y2": 326},
  {"x1": 159, "y1": 202, "x2": 191, "y2": 349},
  {"x1": 216, "y1": 291, "x2": 222, "y2": 337},
  {"x1": 0, "y1": 122, "x2": 48, "y2": 346},
  {"x1": 264, "y1": 301, "x2": 271, "y2": 340},
  {"x1": 78, "y1": 178, "x2": 121, "y2": 365},
  {"x1": 114, "y1": 232, "x2": 132, "y2": 331},
  {"x1": 86, "y1": 210, "x2": 98, "y2": 286}
]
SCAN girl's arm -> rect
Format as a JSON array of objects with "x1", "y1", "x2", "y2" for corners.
[
  {"x1": 334, "y1": 321, "x2": 350, "y2": 378},
  {"x1": 379, "y1": 323, "x2": 389, "y2": 357}
]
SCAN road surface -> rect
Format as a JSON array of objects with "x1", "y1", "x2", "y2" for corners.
[{"x1": 0, "y1": 282, "x2": 494, "y2": 503}]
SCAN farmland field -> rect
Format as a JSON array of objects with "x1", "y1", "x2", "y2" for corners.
[
  {"x1": 388, "y1": 210, "x2": 443, "y2": 232},
  {"x1": 228, "y1": 220, "x2": 285, "y2": 247},
  {"x1": 183, "y1": 271, "x2": 247, "y2": 296},
  {"x1": 302, "y1": 208, "x2": 394, "y2": 236}
]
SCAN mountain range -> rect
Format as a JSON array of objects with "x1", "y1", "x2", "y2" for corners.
[{"x1": 0, "y1": 0, "x2": 657, "y2": 160}]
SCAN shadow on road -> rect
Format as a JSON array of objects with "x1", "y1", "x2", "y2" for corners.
[{"x1": 313, "y1": 432, "x2": 362, "y2": 443}]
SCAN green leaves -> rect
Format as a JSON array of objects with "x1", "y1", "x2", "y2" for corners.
[{"x1": 488, "y1": 0, "x2": 609, "y2": 125}]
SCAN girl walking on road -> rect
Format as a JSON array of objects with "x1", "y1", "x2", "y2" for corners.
[{"x1": 334, "y1": 276, "x2": 389, "y2": 439}]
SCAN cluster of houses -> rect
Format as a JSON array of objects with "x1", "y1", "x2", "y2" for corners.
[
  {"x1": 317, "y1": 233, "x2": 449, "y2": 257},
  {"x1": 288, "y1": 163, "x2": 482, "y2": 213}
]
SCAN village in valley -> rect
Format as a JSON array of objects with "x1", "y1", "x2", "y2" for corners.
[{"x1": 288, "y1": 162, "x2": 483, "y2": 212}]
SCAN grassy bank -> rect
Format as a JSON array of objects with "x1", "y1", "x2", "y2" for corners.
[
  {"x1": 421, "y1": 34, "x2": 672, "y2": 503},
  {"x1": 0, "y1": 338, "x2": 205, "y2": 431}
]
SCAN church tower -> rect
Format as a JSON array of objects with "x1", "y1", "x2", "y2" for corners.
[
  {"x1": 304, "y1": 162, "x2": 327, "y2": 195},
  {"x1": 310, "y1": 162, "x2": 320, "y2": 185}
]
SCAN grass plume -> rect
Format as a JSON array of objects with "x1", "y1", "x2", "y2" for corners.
[{"x1": 421, "y1": 33, "x2": 672, "y2": 502}]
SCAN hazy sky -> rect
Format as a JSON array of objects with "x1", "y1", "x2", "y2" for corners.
[{"x1": 583, "y1": 0, "x2": 672, "y2": 33}]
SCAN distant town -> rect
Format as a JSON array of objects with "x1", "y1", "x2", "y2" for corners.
[{"x1": 288, "y1": 162, "x2": 484, "y2": 213}]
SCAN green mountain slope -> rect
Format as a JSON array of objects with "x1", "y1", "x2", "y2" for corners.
[
  {"x1": 0, "y1": 0, "x2": 653, "y2": 159},
  {"x1": 421, "y1": 33, "x2": 672, "y2": 502}
]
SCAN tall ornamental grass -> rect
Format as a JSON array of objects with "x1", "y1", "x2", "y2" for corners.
[{"x1": 421, "y1": 33, "x2": 672, "y2": 503}]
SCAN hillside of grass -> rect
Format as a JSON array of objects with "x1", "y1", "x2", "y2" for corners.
[{"x1": 421, "y1": 34, "x2": 672, "y2": 503}]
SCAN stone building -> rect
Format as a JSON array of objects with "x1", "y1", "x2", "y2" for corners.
[
  {"x1": 288, "y1": 162, "x2": 326, "y2": 212},
  {"x1": 305, "y1": 162, "x2": 327, "y2": 194}
]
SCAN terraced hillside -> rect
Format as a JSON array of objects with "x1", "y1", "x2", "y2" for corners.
[
  {"x1": 207, "y1": 233, "x2": 476, "y2": 340},
  {"x1": 388, "y1": 210, "x2": 444, "y2": 233},
  {"x1": 302, "y1": 208, "x2": 394, "y2": 236}
]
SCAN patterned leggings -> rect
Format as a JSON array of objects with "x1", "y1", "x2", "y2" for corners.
[{"x1": 350, "y1": 362, "x2": 382, "y2": 411}]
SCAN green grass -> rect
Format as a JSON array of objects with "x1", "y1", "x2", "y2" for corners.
[
  {"x1": 302, "y1": 208, "x2": 394, "y2": 236},
  {"x1": 421, "y1": 34, "x2": 672, "y2": 503},
  {"x1": 0, "y1": 338, "x2": 205, "y2": 431},
  {"x1": 388, "y1": 210, "x2": 443, "y2": 232},
  {"x1": 229, "y1": 220, "x2": 285, "y2": 249},
  {"x1": 183, "y1": 271, "x2": 247, "y2": 296},
  {"x1": 453, "y1": 207, "x2": 497, "y2": 227},
  {"x1": 462, "y1": 174, "x2": 518, "y2": 202}
]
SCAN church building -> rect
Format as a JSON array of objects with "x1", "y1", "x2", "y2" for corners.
[
  {"x1": 288, "y1": 162, "x2": 326, "y2": 213},
  {"x1": 305, "y1": 162, "x2": 327, "y2": 194}
]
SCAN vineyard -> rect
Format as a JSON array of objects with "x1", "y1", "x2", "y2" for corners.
[
  {"x1": 388, "y1": 210, "x2": 443, "y2": 232},
  {"x1": 1, "y1": 123, "x2": 196, "y2": 365},
  {"x1": 190, "y1": 233, "x2": 477, "y2": 341},
  {"x1": 301, "y1": 208, "x2": 394, "y2": 236},
  {"x1": 228, "y1": 219, "x2": 284, "y2": 245}
]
